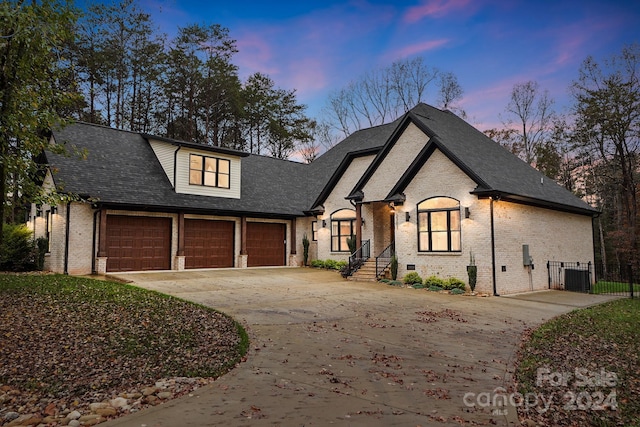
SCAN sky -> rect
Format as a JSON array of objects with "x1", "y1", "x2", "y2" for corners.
[{"x1": 139, "y1": 0, "x2": 640, "y2": 132}]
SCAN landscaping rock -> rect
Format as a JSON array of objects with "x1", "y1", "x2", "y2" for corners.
[
  {"x1": 67, "y1": 410, "x2": 82, "y2": 420},
  {"x1": 110, "y1": 396, "x2": 128, "y2": 408},
  {"x1": 2, "y1": 412, "x2": 19, "y2": 422},
  {"x1": 95, "y1": 406, "x2": 117, "y2": 417},
  {"x1": 142, "y1": 386, "x2": 158, "y2": 396},
  {"x1": 68, "y1": 420, "x2": 80, "y2": 427},
  {"x1": 157, "y1": 391, "x2": 173, "y2": 400},
  {"x1": 89, "y1": 402, "x2": 109, "y2": 411}
]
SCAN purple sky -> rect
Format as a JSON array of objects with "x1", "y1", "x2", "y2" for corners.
[{"x1": 142, "y1": 0, "x2": 639, "y2": 131}]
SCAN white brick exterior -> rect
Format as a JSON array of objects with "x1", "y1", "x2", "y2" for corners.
[
  {"x1": 316, "y1": 155, "x2": 375, "y2": 261},
  {"x1": 35, "y1": 201, "x2": 300, "y2": 275},
  {"x1": 317, "y1": 143, "x2": 595, "y2": 296},
  {"x1": 361, "y1": 122, "x2": 428, "y2": 202}
]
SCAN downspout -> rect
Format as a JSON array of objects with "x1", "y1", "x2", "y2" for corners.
[
  {"x1": 490, "y1": 197, "x2": 499, "y2": 296},
  {"x1": 64, "y1": 202, "x2": 71, "y2": 275},
  {"x1": 92, "y1": 209, "x2": 100, "y2": 274},
  {"x1": 173, "y1": 145, "x2": 182, "y2": 189}
]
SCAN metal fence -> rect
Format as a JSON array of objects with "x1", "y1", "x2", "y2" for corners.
[{"x1": 547, "y1": 261, "x2": 636, "y2": 298}]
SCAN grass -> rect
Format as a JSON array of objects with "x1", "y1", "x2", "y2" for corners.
[
  {"x1": 591, "y1": 280, "x2": 640, "y2": 294},
  {"x1": 0, "y1": 273, "x2": 248, "y2": 402},
  {"x1": 516, "y1": 298, "x2": 640, "y2": 426}
]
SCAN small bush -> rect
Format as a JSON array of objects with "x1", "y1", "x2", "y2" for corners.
[
  {"x1": 444, "y1": 277, "x2": 466, "y2": 290},
  {"x1": 335, "y1": 260, "x2": 348, "y2": 270},
  {"x1": 389, "y1": 280, "x2": 403, "y2": 286},
  {"x1": 310, "y1": 259, "x2": 325, "y2": 268},
  {"x1": 428, "y1": 285, "x2": 443, "y2": 291},
  {"x1": 403, "y1": 271, "x2": 423, "y2": 285},
  {"x1": 390, "y1": 255, "x2": 398, "y2": 280},
  {"x1": 412, "y1": 282, "x2": 427, "y2": 289},
  {"x1": 0, "y1": 224, "x2": 37, "y2": 272},
  {"x1": 450, "y1": 288, "x2": 465, "y2": 295},
  {"x1": 324, "y1": 259, "x2": 338, "y2": 270},
  {"x1": 424, "y1": 275, "x2": 444, "y2": 288},
  {"x1": 379, "y1": 278, "x2": 390, "y2": 283}
]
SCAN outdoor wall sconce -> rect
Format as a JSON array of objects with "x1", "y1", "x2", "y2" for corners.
[
  {"x1": 388, "y1": 201, "x2": 395, "y2": 211},
  {"x1": 464, "y1": 207, "x2": 470, "y2": 219},
  {"x1": 322, "y1": 220, "x2": 327, "y2": 228},
  {"x1": 51, "y1": 206, "x2": 58, "y2": 215},
  {"x1": 405, "y1": 212, "x2": 411, "y2": 222},
  {"x1": 361, "y1": 219, "x2": 365, "y2": 226},
  {"x1": 36, "y1": 205, "x2": 42, "y2": 217}
]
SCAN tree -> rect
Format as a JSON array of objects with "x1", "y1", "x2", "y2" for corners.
[
  {"x1": 571, "y1": 44, "x2": 640, "y2": 264},
  {"x1": 322, "y1": 57, "x2": 464, "y2": 139},
  {"x1": 504, "y1": 81, "x2": 556, "y2": 166},
  {"x1": 0, "y1": 0, "x2": 79, "y2": 245}
]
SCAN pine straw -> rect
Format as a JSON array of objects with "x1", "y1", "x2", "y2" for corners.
[{"x1": 0, "y1": 274, "x2": 248, "y2": 419}]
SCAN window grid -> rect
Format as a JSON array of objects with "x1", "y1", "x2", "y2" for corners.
[
  {"x1": 417, "y1": 198, "x2": 461, "y2": 253},
  {"x1": 189, "y1": 154, "x2": 231, "y2": 189}
]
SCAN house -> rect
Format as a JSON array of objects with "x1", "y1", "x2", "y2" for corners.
[{"x1": 30, "y1": 103, "x2": 597, "y2": 295}]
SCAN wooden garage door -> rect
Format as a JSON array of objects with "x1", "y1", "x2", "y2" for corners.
[
  {"x1": 106, "y1": 216, "x2": 171, "y2": 272},
  {"x1": 247, "y1": 222, "x2": 285, "y2": 267},
  {"x1": 184, "y1": 219, "x2": 234, "y2": 269}
]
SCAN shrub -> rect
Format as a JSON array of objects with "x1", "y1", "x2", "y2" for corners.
[
  {"x1": 346, "y1": 235, "x2": 357, "y2": 254},
  {"x1": 444, "y1": 277, "x2": 466, "y2": 290},
  {"x1": 390, "y1": 255, "x2": 398, "y2": 280},
  {"x1": 310, "y1": 259, "x2": 325, "y2": 268},
  {"x1": 302, "y1": 234, "x2": 310, "y2": 266},
  {"x1": 450, "y1": 288, "x2": 465, "y2": 295},
  {"x1": 335, "y1": 260, "x2": 348, "y2": 270},
  {"x1": 0, "y1": 224, "x2": 37, "y2": 272},
  {"x1": 403, "y1": 271, "x2": 423, "y2": 285},
  {"x1": 36, "y1": 237, "x2": 48, "y2": 271},
  {"x1": 428, "y1": 285, "x2": 443, "y2": 291},
  {"x1": 389, "y1": 280, "x2": 403, "y2": 286},
  {"x1": 379, "y1": 278, "x2": 390, "y2": 283},
  {"x1": 424, "y1": 275, "x2": 445, "y2": 288},
  {"x1": 412, "y1": 282, "x2": 427, "y2": 289},
  {"x1": 324, "y1": 259, "x2": 338, "y2": 270}
]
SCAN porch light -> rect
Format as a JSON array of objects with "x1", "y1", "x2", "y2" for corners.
[
  {"x1": 322, "y1": 219, "x2": 327, "y2": 228},
  {"x1": 36, "y1": 205, "x2": 42, "y2": 217},
  {"x1": 361, "y1": 219, "x2": 365, "y2": 226},
  {"x1": 405, "y1": 212, "x2": 411, "y2": 222},
  {"x1": 51, "y1": 206, "x2": 58, "y2": 215},
  {"x1": 388, "y1": 201, "x2": 395, "y2": 211},
  {"x1": 464, "y1": 207, "x2": 470, "y2": 219}
]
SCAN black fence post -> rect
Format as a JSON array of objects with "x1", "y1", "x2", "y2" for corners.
[{"x1": 628, "y1": 263, "x2": 634, "y2": 299}]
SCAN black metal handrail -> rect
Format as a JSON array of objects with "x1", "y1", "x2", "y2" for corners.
[
  {"x1": 342, "y1": 240, "x2": 370, "y2": 277},
  {"x1": 375, "y1": 242, "x2": 395, "y2": 279}
]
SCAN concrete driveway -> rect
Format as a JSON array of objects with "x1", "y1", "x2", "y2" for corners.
[{"x1": 102, "y1": 267, "x2": 618, "y2": 427}]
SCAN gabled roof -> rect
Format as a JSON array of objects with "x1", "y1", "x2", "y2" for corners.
[
  {"x1": 347, "y1": 103, "x2": 597, "y2": 216},
  {"x1": 44, "y1": 103, "x2": 597, "y2": 219},
  {"x1": 305, "y1": 119, "x2": 399, "y2": 211},
  {"x1": 46, "y1": 122, "x2": 312, "y2": 217}
]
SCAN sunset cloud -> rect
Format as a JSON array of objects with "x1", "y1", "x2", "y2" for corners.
[
  {"x1": 403, "y1": 0, "x2": 473, "y2": 23},
  {"x1": 392, "y1": 39, "x2": 450, "y2": 59}
]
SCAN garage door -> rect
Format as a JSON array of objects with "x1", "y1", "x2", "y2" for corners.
[
  {"x1": 184, "y1": 219, "x2": 234, "y2": 269},
  {"x1": 247, "y1": 222, "x2": 285, "y2": 267},
  {"x1": 106, "y1": 216, "x2": 171, "y2": 272}
]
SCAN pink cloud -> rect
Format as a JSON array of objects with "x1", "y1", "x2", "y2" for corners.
[
  {"x1": 392, "y1": 39, "x2": 450, "y2": 59},
  {"x1": 404, "y1": 0, "x2": 472, "y2": 23}
]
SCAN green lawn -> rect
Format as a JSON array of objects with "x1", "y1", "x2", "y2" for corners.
[
  {"x1": 516, "y1": 298, "x2": 640, "y2": 426},
  {"x1": 0, "y1": 273, "x2": 248, "y2": 413},
  {"x1": 591, "y1": 280, "x2": 640, "y2": 294}
]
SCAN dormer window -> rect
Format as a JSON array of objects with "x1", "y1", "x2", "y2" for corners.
[{"x1": 189, "y1": 154, "x2": 230, "y2": 189}]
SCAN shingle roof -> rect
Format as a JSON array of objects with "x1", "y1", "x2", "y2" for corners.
[
  {"x1": 45, "y1": 103, "x2": 596, "y2": 218},
  {"x1": 408, "y1": 104, "x2": 597, "y2": 214},
  {"x1": 47, "y1": 122, "x2": 312, "y2": 217}
]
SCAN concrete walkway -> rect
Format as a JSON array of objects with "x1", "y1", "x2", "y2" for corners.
[{"x1": 101, "y1": 268, "x2": 619, "y2": 427}]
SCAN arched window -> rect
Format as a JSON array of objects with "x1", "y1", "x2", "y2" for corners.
[
  {"x1": 330, "y1": 209, "x2": 356, "y2": 252},
  {"x1": 417, "y1": 197, "x2": 461, "y2": 252}
]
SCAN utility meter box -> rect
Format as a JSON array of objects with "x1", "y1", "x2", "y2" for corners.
[{"x1": 523, "y1": 245, "x2": 531, "y2": 266}]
